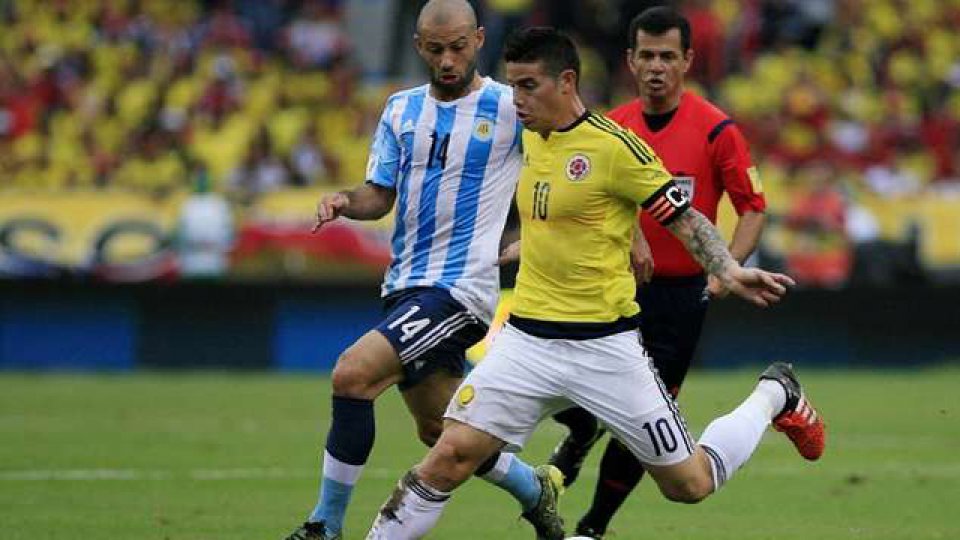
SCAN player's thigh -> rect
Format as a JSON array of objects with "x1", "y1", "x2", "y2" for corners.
[
  {"x1": 376, "y1": 287, "x2": 486, "y2": 392},
  {"x1": 330, "y1": 329, "x2": 403, "y2": 398},
  {"x1": 444, "y1": 324, "x2": 568, "y2": 453},
  {"x1": 400, "y1": 370, "x2": 462, "y2": 445},
  {"x1": 566, "y1": 331, "x2": 695, "y2": 468}
]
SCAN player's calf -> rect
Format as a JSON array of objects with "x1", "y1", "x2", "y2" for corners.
[{"x1": 418, "y1": 424, "x2": 497, "y2": 491}]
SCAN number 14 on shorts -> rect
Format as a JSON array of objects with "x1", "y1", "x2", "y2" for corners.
[{"x1": 387, "y1": 305, "x2": 433, "y2": 344}]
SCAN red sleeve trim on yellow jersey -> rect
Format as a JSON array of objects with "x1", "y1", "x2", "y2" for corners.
[{"x1": 641, "y1": 181, "x2": 690, "y2": 226}]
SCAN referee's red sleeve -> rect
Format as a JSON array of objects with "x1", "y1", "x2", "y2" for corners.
[{"x1": 712, "y1": 124, "x2": 766, "y2": 215}]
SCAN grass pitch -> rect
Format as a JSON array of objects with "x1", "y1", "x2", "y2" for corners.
[{"x1": 1, "y1": 367, "x2": 957, "y2": 539}]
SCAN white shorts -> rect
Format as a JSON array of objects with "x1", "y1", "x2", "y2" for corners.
[{"x1": 444, "y1": 323, "x2": 695, "y2": 466}]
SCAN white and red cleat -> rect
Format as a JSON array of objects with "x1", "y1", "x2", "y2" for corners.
[{"x1": 760, "y1": 362, "x2": 826, "y2": 461}]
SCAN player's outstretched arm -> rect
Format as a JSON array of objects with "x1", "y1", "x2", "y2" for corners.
[
  {"x1": 708, "y1": 210, "x2": 766, "y2": 298},
  {"x1": 313, "y1": 183, "x2": 397, "y2": 232},
  {"x1": 665, "y1": 208, "x2": 794, "y2": 307}
]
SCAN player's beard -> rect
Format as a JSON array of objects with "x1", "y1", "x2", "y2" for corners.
[{"x1": 431, "y1": 61, "x2": 477, "y2": 100}]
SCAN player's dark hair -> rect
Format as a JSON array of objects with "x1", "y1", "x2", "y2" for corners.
[
  {"x1": 629, "y1": 6, "x2": 691, "y2": 52},
  {"x1": 503, "y1": 26, "x2": 580, "y2": 80}
]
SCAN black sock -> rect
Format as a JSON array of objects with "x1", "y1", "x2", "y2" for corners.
[
  {"x1": 553, "y1": 407, "x2": 600, "y2": 444},
  {"x1": 579, "y1": 438, "x2": 645, "y2": 535},
  {"x1": 325, "y1": 396, "x2": 375, "y2": 465},
  {"x1": 473, "y1": 452, "x2": 501, "y2": 477}
]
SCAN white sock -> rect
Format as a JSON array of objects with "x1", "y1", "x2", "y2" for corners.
[
  {"x1": 698, "y1": 380, "x2": 786, "y2": 490},
  {"x1": 366, "y1": 471, "x2": 450, "y2": 539}
]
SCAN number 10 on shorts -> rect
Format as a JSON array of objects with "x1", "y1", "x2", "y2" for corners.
[{"x1": 642, "y1": 418, "x2": 679, "y2": 456}]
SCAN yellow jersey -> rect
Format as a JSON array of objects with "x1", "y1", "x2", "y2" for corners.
[{"x1": 511, "y1": 112, "x2": 689, "y2": 328}]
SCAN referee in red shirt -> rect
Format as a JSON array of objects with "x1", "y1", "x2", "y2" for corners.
[{"x1": 550, "y1": 7, "x2": 767, "y2": 538}]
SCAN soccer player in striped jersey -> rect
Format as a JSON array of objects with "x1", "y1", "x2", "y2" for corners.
[
  {"x1": 366, "y1": 27, "x2": 824, "y2": 539},
  {"x1": 283, "y1": 2, "x2": 562, "y2": 540}
]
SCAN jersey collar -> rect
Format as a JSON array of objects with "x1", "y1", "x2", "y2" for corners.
[{"x1": 556, "y1": 109, "x2": 591, "y2": 133}]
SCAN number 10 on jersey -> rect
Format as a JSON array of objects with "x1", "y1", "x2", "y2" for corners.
[{"x1": 532, "y1": 181, "x2": 550, "y2": 220}]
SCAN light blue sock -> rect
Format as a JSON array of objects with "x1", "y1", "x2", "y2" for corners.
[
  {"x1": 309, "y1": 477, "x2": 353, "y2": 532},
  {"x1": 308, "y1": 451, "x2": 364, "y2": 533},
  {"x1": 480, "y1": 453, "x2": 542, "y2": 511}
]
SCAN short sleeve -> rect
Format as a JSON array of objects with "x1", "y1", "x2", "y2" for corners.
[
  {"x1": 606, "y1": 133, "x2": 690, "y2": 226},
  {"x1": 365, "y1": 99, "x2": 401, "y2": 188},
  {"x1": 711, "y1": 121, "x2": 766, "y2": 214}
]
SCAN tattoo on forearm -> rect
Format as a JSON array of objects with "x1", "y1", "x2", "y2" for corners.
[{"x1": 666, "y1": 209, "x2": 736, "y2": 278}]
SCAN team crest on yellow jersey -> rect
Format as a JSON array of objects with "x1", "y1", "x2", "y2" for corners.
[
  {"x1": 457, "y1": 384, "x2": 476, "y2": 407},
  {"x1": 566, "y1": 154, "x2": 591, "y2": 181}
]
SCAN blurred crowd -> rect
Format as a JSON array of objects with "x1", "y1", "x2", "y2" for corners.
[
  {"x1": 482, "y1": 0, "x2": 960, "y2": 284},
  {"x1": 481, "y1": 0, "x2": 960, "y2": 191},
  {"x1": 0, "y1": 0, "x2": 377, "y2": 200},
  {"x1": 2, "y1": 0, "x2": 959, "y2": 196},
  {"x1": 1, "y1": 0, "x2": 959, "y2": 283}
]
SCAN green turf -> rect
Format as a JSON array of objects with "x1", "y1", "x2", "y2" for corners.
[{"x1": 1, "y1": 368, "x2": 957, "y2": 539}]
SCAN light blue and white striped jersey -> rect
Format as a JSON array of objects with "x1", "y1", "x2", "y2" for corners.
[{"x1": 366, "y1": 77, "x2": 522, "y2": 323}]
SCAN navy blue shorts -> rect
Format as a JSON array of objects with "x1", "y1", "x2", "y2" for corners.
[{"x1": 376, "y1": 287, "x2": 488, "y2": 391}]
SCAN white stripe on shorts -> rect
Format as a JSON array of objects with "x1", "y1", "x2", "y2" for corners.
[{"x1": 399, "y1": 312, "x2": 473, "y2": 363}]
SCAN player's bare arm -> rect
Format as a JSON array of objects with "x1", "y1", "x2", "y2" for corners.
[
  {"x1": 666, "y1": 208, "x2": 793, "y2": 307},
  {"x1": 707, "y1": 210, "x2": 765, "y2": 297},
  {"x1": 313, "y1": 183, "x2": 397, "y2": 232}
]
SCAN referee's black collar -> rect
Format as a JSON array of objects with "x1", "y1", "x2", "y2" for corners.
[{"x1": 556, "y1": 109, "x2": 591, "y2": 133}]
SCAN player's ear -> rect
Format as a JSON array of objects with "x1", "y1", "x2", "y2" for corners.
[
  {"x1": 475, "y1": 26, "x2": 486, "y2": 49},
  {"x1": 559, "y1": 69, "x2": 577, "y2": 94},
  {"x1": 626, "y1": 48, "x2": 639, "y2": 76},
  {"x1": 413, "y1": 33, "x2": 430, "y2": 62},
  {"x1": 683, "y1": 48, "x2": 694, "y2": 74}
]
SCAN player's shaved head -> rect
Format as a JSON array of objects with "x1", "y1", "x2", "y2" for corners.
[
  {"x1": 416, "y1": 0, "x2": 477, "y2": 33},
  {"x1": 413, "y1": 0, "x2": 484, "y2": 101}
]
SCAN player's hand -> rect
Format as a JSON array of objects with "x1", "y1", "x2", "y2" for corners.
[
  {"x1": 706, "y1": 274, "x2": 729, "y2": 299},
  {"x1": 723, "y1": 267, "x2": 795, "y2": 308},
  {"x1": 496, "y1": 240, "x2": 521, "y2": 266},
  {"x1": 313, "y1": 192, "x2": 350, "y2": 233},
  {"x1": 631, "y1": 234, "x2": 654, "y2": 284}
]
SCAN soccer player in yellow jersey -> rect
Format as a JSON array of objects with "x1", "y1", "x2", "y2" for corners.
[{"x1": 367, "y1": 27, "x2": 825, "y2": 540}]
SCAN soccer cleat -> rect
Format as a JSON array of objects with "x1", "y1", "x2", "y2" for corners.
[
  {"x1": 760, "y1": 362, "x2": 826, "y2": 461},
  {"x1": 548, "y1": 427, "x2": 606, "y2": 487},
  {"x1": 574, "y1": 522, "x2": 606, "y2": 539},
  {"x1": 284, "y1": 521, "x2": 341, "y2": 540},
  {"x1": 521, "y1": 465, "x2": 567, "y2": 540}
]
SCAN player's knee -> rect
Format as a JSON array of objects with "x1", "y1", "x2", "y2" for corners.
[
  {"x1": 428, "y1": 437, "x2": 477, "y2": 483},
  {"x1": 330, "y1": 351, "x2": 376, "y2": 398},
  {"x1": 660, "y1": 477, "x2": 712, "y2": 504}
]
